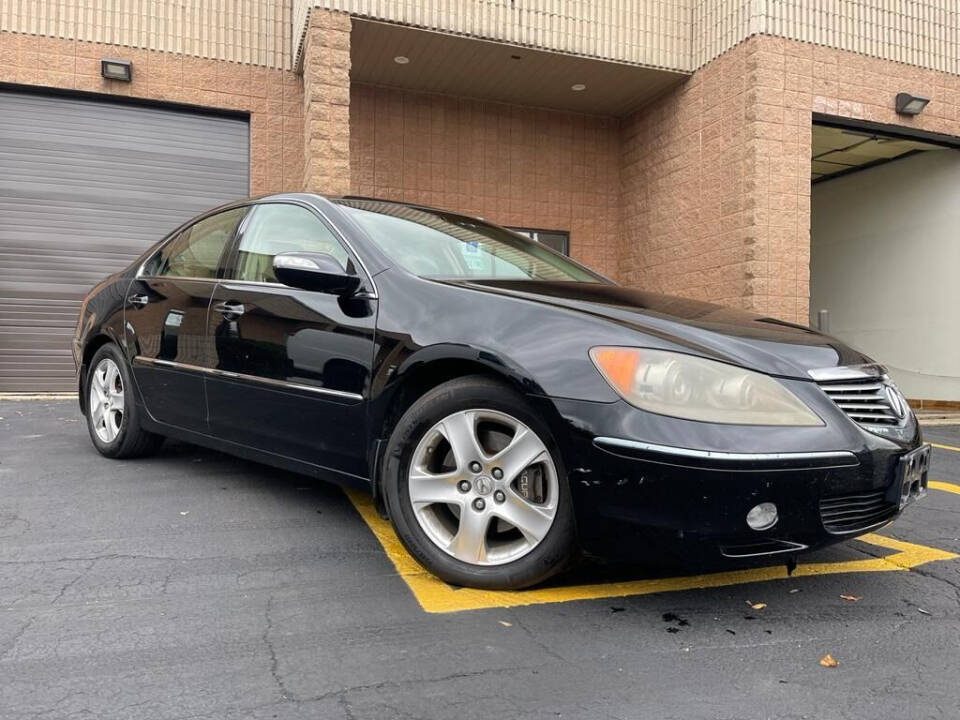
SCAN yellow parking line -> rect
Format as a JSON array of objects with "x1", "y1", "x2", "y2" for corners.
[
  {"x1": 345, "y1": 490, "x2": 958, "y2": 614},
  {"x1": 930, "y1": 442, "x2": 960, "y2": 453},
  {"x1": 930, "y1": 480, "x2": 960, "y2": 496}
]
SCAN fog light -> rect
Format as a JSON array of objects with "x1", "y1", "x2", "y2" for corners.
[{"x1": 746, "y1": 502, "x2": 778, "y2": 531}]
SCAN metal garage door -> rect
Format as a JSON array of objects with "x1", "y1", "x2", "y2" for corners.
[{"x1": 0, "y1": 89, "x2": 249, "y2": 392}]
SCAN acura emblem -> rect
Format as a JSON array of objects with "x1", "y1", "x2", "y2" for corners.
[{"x1": 884, "y1": 384, "x2": 905, "y2": 419}]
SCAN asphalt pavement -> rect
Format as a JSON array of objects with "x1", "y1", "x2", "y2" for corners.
[{"x1": 1, "y1": 399, "x2": 959, "y2": 720}]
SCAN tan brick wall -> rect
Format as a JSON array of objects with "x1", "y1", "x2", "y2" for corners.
[
  {"x1": 620, "y1": 35, "x2": 960, "y2": 324},
  {"x1": 301, "y1": 9, "x2": 351, "y2": 195},
  {"x1": 349, "y1": 83, "x2": 622, "y2": 277},
  {"x1": 620, "y1": 41, "x2": 773, "y2": 317},
  {"x1": 0, "y1": 30, "x2": 304, "y2": 196}
]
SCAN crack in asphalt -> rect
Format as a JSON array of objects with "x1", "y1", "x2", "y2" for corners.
[
  {"x1": 0, "y1": 617, "x2": 35, "y2": 661},
  {"x1": 905, "y1": 564, "x2": 960, "y2": 608},
  {"x1": 511, "y1": 615, "x2": 570, "y2": 663},
  {"x1": 262, "y1": 596, "x2": 293, "y2": 702},
  {"x1": 49, "y1": 560, "x2": 95, "y2": 605}
]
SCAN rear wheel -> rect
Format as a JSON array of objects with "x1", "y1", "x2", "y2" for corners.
[
  {"x1": 85, "y1": 343, "x2": 163, "y2": 458},
  {"x1": 382, "y1": 376, "x2": 576, "y2": 589}
]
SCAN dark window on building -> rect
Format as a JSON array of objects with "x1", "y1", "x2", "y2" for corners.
[{"x1": 508, "y1": 227, "x2": 570, "y2": 255}]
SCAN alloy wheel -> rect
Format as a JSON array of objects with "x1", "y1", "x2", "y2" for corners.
[
  {"x1": 407, "y1": 409, "x2": 559, "y2": 566},
  {"x1": 89, "y1": 357, "x2": 125, "y2": 443}
]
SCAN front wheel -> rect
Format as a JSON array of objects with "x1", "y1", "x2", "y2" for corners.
[
  {"x1": 85, "y1": 343, "x2": 163, "y2": 458},
  {"x1": 382, "y1": 376, "x2": 577, "y2": 590}
]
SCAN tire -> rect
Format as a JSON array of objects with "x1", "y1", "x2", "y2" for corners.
[
  {"x1": 382, "y1": 375, "x2": 577, "y2": 590},
  {"x1": 85, "y1": 343, "x2": 164, "y2": 459}
]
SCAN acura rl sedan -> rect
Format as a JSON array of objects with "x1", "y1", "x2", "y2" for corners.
[{"x1": 73, "y1": 194, "x2": 930, "y2": 589}]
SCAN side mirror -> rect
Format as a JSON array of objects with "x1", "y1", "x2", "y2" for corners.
[{"x1": 272, "y1": 252, "x2": 361, "y2": 296}]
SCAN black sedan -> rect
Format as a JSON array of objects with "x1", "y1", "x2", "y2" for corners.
[{"x1": 73, "y1": 194, "x2": 930, "y2": 589}]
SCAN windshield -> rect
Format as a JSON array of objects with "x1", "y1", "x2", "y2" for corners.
[{"x1": 336, "y1": 199, "x2": 605, "y2": 283}]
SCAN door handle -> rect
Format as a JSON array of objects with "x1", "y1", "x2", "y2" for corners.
[
  {"x1": 213, "y1": 301, "x2": 245, "y2": 318},
  {"x1": 128, "y1": 293, "x2": 149, "y2": 307}
]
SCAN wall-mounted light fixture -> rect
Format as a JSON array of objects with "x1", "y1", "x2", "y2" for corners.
[
  {"x1": 101, "y1": 58, "x2": 133, "y2": 82},
  {"x1": 895, "y1": 92, "x2": 929, "y2": 116}
]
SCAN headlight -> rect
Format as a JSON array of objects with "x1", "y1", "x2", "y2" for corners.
[{"x1": 589, "y1": 347, "x2": 823, "y2": 426}]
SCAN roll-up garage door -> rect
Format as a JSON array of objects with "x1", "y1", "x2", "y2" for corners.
[{"x1": 0, "y1": 89, "x2": 249, "y2": 392}]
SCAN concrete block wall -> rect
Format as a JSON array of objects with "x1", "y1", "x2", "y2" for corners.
[
  {"x1": 619, "y1": 34, "x2": 960, "y2": 324},
  {"x1": 301, "y1": 9, "x2": 352, "y2": 195},
  {"x1": 6, "y1": 22, "x2": 960, "y2": 324},
  {"x1": 349, "y1": 84, "x2": 622, "y2": 278}
]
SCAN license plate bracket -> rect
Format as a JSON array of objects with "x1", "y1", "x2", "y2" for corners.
[{"x1": 887, "y1": 445, "x2": 930, "y2": 510}]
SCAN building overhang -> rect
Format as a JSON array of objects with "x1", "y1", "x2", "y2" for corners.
[{"x1": 350, "y1": 20, "x2": 689, "y2": 117}]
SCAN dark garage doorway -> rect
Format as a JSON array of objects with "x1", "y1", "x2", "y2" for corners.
[{"x1": 0, "y1": 88, "x2": 249, "y2": 392}]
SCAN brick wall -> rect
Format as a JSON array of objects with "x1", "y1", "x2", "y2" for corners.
[
  {"x1": 620, "y1": 35, "x2": 960, "y2": 324},
  {"x1": 349, "y1": 83, "x2": 622, "y2": 278},
  {"x1": 620, "y1": 42, "x2": 756, "y2": 313},
  {"x1": 7, "y1": 28, "x2": 960, "y2": 323},
  {"x1": 301, "y1": 9, "x2": 352, "y2": 195},
  {"x1": 0, "y1": 30, "x2": 303, "y2": 196}
]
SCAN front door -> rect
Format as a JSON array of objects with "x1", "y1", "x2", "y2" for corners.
[
  {"x1": 125, "y1": 207, "x2": 248, "y2": 431},
  {"x1": 204, "y1": 202, "x2": 377, "y2": 479}
]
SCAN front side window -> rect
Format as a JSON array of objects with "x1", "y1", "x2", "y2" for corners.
[
  {"x1": 147, "y1": 207, "x2": 247, "y2": 279},
  {"x1": 233, "y1": 203, "x2": 350, "y2": 283},
  {"x1": 337, "y1": 200, "x2": 601, "y2": 283}
]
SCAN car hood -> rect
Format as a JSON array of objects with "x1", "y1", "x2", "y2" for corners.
[{"x1": 440, "y1": 279, "x2": 871, "y2": 380}]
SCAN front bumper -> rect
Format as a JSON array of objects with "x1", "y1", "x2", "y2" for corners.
[{"x1": 541, "y1": 380, "x2": 923, "y2": 562}]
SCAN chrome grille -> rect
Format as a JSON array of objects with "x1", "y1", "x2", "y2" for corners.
[
  {"x1": 820, "y1": 489, "x2": 897, "y2": 534},
  {"x1": 817, "y1": 378, "x2": 901, "y2": 426}
]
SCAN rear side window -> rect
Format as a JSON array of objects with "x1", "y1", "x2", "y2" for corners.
[
  {"x1": 146, "y1": 207, "x2": 247, "y2": 279},
  {"x1": 232, "y1": 203, "x2": 350, "y2": 283}
]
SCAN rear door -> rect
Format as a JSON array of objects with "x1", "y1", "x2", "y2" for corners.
[
  {"x1": 125, "y1": 206, "x2": 248, "y2": 431},
  {"x1": 205, "y1": 202, "x2": 377, "y2": 478}
]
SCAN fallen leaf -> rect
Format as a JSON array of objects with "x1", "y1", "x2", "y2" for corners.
[
  {"x1": 917, "y1": 608, "x2": 931, "y2": 616},
  {"x1": 819, "y1": 653, "x2": 838, "y2": 668},
  {"x1": 498, "y1": 620, "x2": 512, "y2": 627},
  {"x1": 179, "y1": 511, "x2": 190, "y2": 516},
  {"x1": 789, "y1": 589, "x2": 800, "y2": 594},
  {"x1": 840, "y1": 595, "x2": 861, "y2": 602},
  {"x1": 751, "y1": 603, "x2": 767, "y2": 610}
]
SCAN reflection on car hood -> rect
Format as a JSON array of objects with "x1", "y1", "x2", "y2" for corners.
[{"x1": 440, "y1": 279, "x2": 872, "y2": 379}]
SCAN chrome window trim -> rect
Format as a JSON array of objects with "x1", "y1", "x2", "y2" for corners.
[
  {"x1": 133, "y1": 356, "x2": 364, "y2": 401},
  {"x1": 133, "y1": 275, "x2": 220, "y2": 283},
  {"x1": 593, "y1": 437, "x2": 859, "y2": 466},
  {"x1": 133, "y1": 199, "x2": 379, "y2": 298}
]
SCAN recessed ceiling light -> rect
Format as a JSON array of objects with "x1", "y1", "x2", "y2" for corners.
[
  {"x1": 394, "y1": 56, "x2": 410, "y2": 65},
  {"x1": 571, "y1": 83, "x2": 586, "y2": 92}
]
